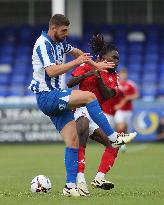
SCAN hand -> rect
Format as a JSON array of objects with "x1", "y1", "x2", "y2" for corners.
[
  {"x1": 85, "y1": 70, "x2": 100, "y2": 78},
  {"x1": 75, "y1": 53, "x2": 92, "y2": 65},
  {"x1": 95, "y1": 61, "x2": 115, "y2": 72}
]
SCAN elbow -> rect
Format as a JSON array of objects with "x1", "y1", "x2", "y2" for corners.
[
  {"x1": 102, "y1": 93, "x2": 112, "y2": 100},
  {"x1": 102, "y1": 90, "x2": 116, "y2": 100}
]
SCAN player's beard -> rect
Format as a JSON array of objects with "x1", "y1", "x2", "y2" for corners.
[{"x1": 54, "y1": 33, "x2": 65, "y2": 42}]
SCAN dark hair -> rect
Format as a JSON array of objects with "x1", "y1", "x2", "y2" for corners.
[
  {"x1": 49, "y1": 14, "x2": 70, "y2": 27},
  {"x1": 89, "y1": 34, "x2": 117, "y2": 60}
]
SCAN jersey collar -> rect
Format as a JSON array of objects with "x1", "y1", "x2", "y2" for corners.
[{"x1": 41, "y1": 31, "x2": 55, "y2": 44}]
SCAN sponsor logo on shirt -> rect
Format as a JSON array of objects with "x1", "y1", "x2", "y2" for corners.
[{"x1": 109, "y1": 77, "x2": 113, "y2": 82}]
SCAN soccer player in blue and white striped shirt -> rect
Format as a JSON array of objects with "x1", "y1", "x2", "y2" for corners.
[{"x1": 29, "y1": 14, "x2": 136, "y2": 197}]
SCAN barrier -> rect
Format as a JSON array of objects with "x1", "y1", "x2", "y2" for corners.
[{"x1": 0, "y1": 97, "x2": 164, "y2": 142}]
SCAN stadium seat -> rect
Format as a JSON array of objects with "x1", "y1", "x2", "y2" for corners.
[
  {"x1": 0, "y1": 74, "x2": 9, "y2": 85},
  {"x1": 0, "y1": 86, "x2": 9, "y2": 97},
  {"x1": 141, "y1": 85, "x2": 157, "y2": 100},
  {"x1": 0, "y1": 23, "x2": 163, "y2": 99}
]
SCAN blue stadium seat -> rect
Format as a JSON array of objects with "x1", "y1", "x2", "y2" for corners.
[
  {"x1": 128, "y1": 42, "x2": 144, "y2": 53},
  {"x1": 143, "y1": 63, "x2": 158, "y2": 71},
  {"x1": 128, "y1": 72, "x2": 141, "y2": 85},
  {"x1": 0, "y1": 55, "x2": 13, "y2": 64},
  {"x1": 10, "y1": 75, "x2": 26, "y2": 85},
  {"x1": 0, "y1": 86, "x2": 9, "y2": 97},
  {"x1": 0, "y1": 26, "x2": 17, "y2": 43},
  {"x1": 0, "y1": 74, "x2": 9, "y2": 85},
  {"x1": 141, "y1": 85, "x2": 157, "y2": 100},
  {"x1": 128, "y1": 54, "x2": 143, "y2": 63},
  {"x1": 158, "y1": 83, "x2": 164, "y2": 96},
  {"x1": 18, "y1": 25, "x2": 34, "y2": 43},
  {"x1": 127, "y1": 63, "x2": 141, "y2": 72},
  {"x1": 25, "y1": 89, "x2": 35, "y2": 96}
]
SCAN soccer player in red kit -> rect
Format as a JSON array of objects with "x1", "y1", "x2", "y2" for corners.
[
  {"x1": 114, "y1": 68, "x2": 139, "y2": 134},
  {"x1": 114, "y1": 68, "x2": 139, "y2": 151},
  {"x1": 67, "y1": 34, "x2": 136, "y2": 196}
]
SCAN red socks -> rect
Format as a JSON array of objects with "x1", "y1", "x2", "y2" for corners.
[
  {"x1": 78, "y1": 145, "x2": 118, "y2": 175},
  {"x1": 78, "y1": 145, "x2": 86, "y2": 173},
  {"x1": 98, "y1": 147, "x2": 118, "y2": 174}
]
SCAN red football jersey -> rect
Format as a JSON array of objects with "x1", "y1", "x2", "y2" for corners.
[
  {"x1": 119, "y1": 80, "x2": 139, "y2": 111},
  {"x1": 72, "y1": 63, "x2": 119, "y2": 107},
  {"x1": 102, "y1": 89, "x2": 124, "y2": 116}
]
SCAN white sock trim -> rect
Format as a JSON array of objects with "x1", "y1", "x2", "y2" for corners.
[
  {"x1": 108, "y1": 131, "x2": 117, "y2": 142},
  {"x1": 95, "y1": 172, "x2": 105, "y2": 179},
  {"x1": 77, "y1": 172, "x2": 86, "y2": 184},
  {"x1": 66, "y1": 182, "x2": 76, "y2": 188}
]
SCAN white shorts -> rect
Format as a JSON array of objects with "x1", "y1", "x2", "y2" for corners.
[
  {"x1": 114, "y1": 110, "x2": 132, "y2": 126},
  {"x1": 74, "y1": 107, "x2": 115, "y2": 136},
  {"x1": 74, "y1": 107, "x2": 99, "y2": 136}
]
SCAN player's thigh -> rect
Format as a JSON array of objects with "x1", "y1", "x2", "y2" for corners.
[
  {"x1": 60, "y1": 120, "x2": 79, "y2": 148},
  {"x1": 68, "y1": 90, "x2": 96, "y2": 110},
  {"x1": 36, "y1": 89, "x2": 72, "y2": 116}
]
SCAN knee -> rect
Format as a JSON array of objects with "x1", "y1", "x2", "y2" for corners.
[{"x1": 66, "y1": 134, "x2": 79, "y2": 148}]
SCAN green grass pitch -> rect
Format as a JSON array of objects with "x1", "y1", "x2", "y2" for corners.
[{"x1": 0, "y1": 143, "x2": 163, "y2": 205}]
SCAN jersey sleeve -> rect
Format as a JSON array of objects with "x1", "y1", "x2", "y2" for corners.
[
  {"x1": 71, "y1": 64, "x2": 88, "y2": 77},
  {"x1": 36, "y1": 40, "x2": 56, "y2": 68},
  {"x1": 63, "y1": 40, "x2": 74, "y2": 53}
]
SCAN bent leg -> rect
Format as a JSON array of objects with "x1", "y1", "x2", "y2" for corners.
[
  {"x1": 69, "y1": 90, "x2": 115, "y2": 139},
  {"x1": 89, "y1": 128, "x2": 111, "y2": 147}
]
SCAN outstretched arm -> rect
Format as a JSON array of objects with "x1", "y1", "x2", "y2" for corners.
[
  {"x1": 45, "y1": 53, "x2": 91, "y2": 77},
  {"x1": 67, "y1": 70, "x2": 95, "y2": 88}
]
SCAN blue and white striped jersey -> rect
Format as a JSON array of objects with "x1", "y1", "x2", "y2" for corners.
[{"x1": 29, "y1": 31, "x2": 74, "y2": 93}]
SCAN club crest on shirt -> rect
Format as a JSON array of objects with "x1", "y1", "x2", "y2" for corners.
[
  {"x1": 109, "y1": 77, "x2": 113, "y2": 82},
  {"x1": 59, "y1": 103, "x2": 66, "y2": 111}
]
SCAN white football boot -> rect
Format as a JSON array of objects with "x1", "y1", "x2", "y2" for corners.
[
  {"x1": 111, "y1": 132, "x2": 137, "y2": 148},
  {"x1": 63, "y1": 185, "x2": 80, "y2": 197},
  {"x1": 77, "y1": 182, "x2": 90, "y2": 196},
  {"x1": 91, "y1": 177, "x2": 114, "y2": 190}
]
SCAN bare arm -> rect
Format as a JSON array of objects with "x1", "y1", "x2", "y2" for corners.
[
  {"x1": 45, "y1": 53, "x2": 91, "y2": 77},
  {"x1": 67, "y1": 70, "x2": 95, "y2": 88},
  {"x1": 96, "y1": 72, "x2": 117, "y2": 100},
  {"x1": 124, "y1": 93, "x2": 139, "y2": 101},
  {"x1": 114, "y1": 93, "x2": 139, "y2": 110}
]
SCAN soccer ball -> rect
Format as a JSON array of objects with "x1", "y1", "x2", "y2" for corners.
[{"x1": 30, "y1": 175, "x2": 52, "y2": 193}]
